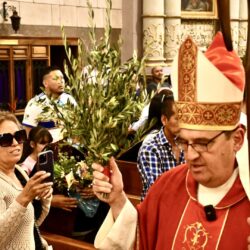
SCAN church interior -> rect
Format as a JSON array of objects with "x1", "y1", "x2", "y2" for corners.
[{"x1": 0, "y1": 0, "x2": 249, "y2": 249}]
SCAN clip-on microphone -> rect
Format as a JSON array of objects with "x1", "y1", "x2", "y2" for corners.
[{"x1": 204, "y1": 205, "x2": 217, "y2": 221}]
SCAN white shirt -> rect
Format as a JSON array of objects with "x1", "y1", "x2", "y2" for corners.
[
  {"x1": 130, "y1": 104, "x2": 149, "y2": 131},
  {"x1": 22, "y1": 92, "x2": 76, "y2": 128}
]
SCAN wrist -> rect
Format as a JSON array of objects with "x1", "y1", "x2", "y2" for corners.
[
  {"x1": 16, "y1": 195, "x2": 30, "y2": 207},
  {"x1": 110, "y1": 191, "x2": 127, "y2": 220}
]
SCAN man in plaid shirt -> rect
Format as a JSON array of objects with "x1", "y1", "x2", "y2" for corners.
[{"x1": 137, "y1": 92, "x2": 185, "y2": 200}]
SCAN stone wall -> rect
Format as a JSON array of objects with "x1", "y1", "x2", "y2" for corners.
[
  {"x1": 142, "y1": 0, "x2": 248, "y2": 66},
  {"x1": 0, "y1": 0, "x2": 122, "y2": 37}
]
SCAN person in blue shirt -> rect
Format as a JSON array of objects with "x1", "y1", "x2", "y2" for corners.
[{"x1": 137, "y1": 89, "x2": 185, "y2": 200}]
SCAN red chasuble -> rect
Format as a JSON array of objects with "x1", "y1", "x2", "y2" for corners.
[{"x1": 137, "y1": 164, "x2": 250, "y2": 250}]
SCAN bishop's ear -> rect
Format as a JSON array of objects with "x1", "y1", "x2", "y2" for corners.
[{"x1": 233, "y1": 126, "x2": 245, "y2": 152}]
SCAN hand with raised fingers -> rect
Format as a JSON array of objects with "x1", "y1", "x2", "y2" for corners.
[{"x1": 92, "y1": 157, "x2": 127, "y2": 218}]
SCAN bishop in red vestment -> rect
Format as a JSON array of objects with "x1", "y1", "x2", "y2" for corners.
[{"x1": 138, "y1": 164, "x2": 250, "y2": 249}]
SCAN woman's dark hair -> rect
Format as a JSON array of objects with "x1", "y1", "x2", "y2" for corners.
[
  {"x1": 28, "y1": 126, "x2": 53, "y2": 144},
  {"x1": 146, "y1": 89, "x2": 175, "y2": 132},
  {"x1": 20, "y1": 126, "x2": 53, "y2": 163}
]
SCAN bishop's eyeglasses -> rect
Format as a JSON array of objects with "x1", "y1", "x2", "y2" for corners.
[{"x1": 175, "y1": 131, "x2": 225, "y2": 153}]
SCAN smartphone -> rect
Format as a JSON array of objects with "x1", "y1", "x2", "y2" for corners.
[{"x1": 37, "y1": 150, "x2": 54, "y2": 183}]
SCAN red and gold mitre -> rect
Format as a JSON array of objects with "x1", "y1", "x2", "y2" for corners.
[{"x1": 171, "y1": 32, "x2": 245, "y2": 131}]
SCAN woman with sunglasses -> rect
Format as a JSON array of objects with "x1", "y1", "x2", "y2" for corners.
[{"x1": 0, "y1": 111, "x2": 53, "y2": 249}]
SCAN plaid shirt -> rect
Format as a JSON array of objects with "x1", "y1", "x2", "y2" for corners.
[{"x1": 137, "y1": 127, "x2": 185, "y2": 200}]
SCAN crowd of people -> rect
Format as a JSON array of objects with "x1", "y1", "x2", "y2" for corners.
[{"x1": 0, "y1": 30, "x2": 250, "y2": 249}]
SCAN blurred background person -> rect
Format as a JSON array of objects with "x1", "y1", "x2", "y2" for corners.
[
  {"x1": 20, "y1": 126, "x2": 78, "y2": 212},
  {"x1": 146, "y1": 66, "x2": 172, "y2": 96},
  {"x1": 20, "y1": 126, "x2": 53, "y2": 175},
  {"x1": 147, "y1": 66, "x2": 163, "y2": 96}
]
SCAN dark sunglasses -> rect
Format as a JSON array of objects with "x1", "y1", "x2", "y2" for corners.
[{"x1": 0, "y1": 129, "x2": 27, "y2": 147}]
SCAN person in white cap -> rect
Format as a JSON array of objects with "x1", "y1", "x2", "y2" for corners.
[{"x1": 91, "y1": 32, "x2": 250, "y2": 249}]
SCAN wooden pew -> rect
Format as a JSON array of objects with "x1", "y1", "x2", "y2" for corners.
[
  {"x1": 40, "y1": 207, "x2": 96, "y2": 249},
  {"x1": 41, "y1": 231, "x2": 96, "y2": 250},
  {"x1": 116, "y1": 159, "x2": 142, "y2": 206}
]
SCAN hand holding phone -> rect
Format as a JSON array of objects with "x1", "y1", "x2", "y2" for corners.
[{"x1": 37, "y1": 150, "x2": 54, "y2": 183}]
